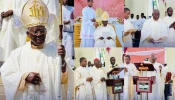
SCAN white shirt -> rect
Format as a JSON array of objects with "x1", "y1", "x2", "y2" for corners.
[{"x1": 139, "y1": 18, "x2": 146, "y2": 30}]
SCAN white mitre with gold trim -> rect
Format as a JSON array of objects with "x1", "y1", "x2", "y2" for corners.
[
  {"x1": 21, "y1": 0, "x2": 49, "y2": 27},
  {"x1": 101, "y1": 11, "x2": 109, "y2": 21}
]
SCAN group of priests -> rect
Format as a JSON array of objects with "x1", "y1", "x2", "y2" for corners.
[
  {"x1": 75, "y1": 54, "x2": 170, "y2": 100},
  {"x1": 80, "y1": 0, "x2": 117, "y2": 48},
  {"x1": 124, "y1": 7, "x2": 175, "y2": 47}
]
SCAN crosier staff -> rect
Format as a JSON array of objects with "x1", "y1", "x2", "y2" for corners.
[{"x1": 57, "y1": 0, "x2": 63, "y2": 99}]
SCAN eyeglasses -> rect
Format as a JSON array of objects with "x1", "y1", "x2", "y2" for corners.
[{"x1": 28, "y1": 28, "x2": 47, "y2": 35}]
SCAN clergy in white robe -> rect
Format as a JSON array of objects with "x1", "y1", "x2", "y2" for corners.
[
  {"x1": 62, "y1": 0, "x2": 74, "y2": 59},
  {"x1": 0, "y1": 0, "x2": 60, "y2": 61},
  {"x1": 123, "y1": 55, "x2": 138, "y2": 100},
  {"x1": 163, "y1": 7, "x2": 175, "y2": 47},
  {"x1": 80, "y1": 0, "x2": 97, "y2": 47},
  {"x1": 90, "y1": 58, "x2": 107, "y2": 100},
  {"x1": 140, "y1": 9, "x2": 168, "y2": 47},
  {"x1": 141, "y1": 54, "x2": 166, "y2": 100},
  {"x1": 0, "y1": 1, "x2": 67, "y2": 100},
  {"x1": 94, "y1": 12, "x2": 116, "y2": 47},
  {"x1": 124, "y1": 8, "x2": 134, "y2": 47},
  {"x1": 75, "y1": 57, "x2": 94, "y2": 100}
]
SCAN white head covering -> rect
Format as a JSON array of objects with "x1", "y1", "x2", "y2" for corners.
[
  {"x1": 101, "y1": 11, "x2": 109, "y2": 21},
  {"x1": 21, "y1": 0, "x2": 49, "y2": 27}
]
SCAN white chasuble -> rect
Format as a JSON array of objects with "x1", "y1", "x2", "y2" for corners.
[
  {"x1": 140, "y1": 18, "x2": 168, "y2": 47},
  {"x1": 1, "y1": 42, "x2": 63, "y2": 100},
  {"x1": 75, "y1": 66, "x2": 93, "y2": 100},
  {"x1": 124, "y1": 63, "x2": 138, "y2": 100},
  {"x1": 124, "y1": 19, "x2": 133, "y2": 47},
  {"x1": 94, "y1": 24, "x2": 116, "y2": 47},
  {"x1": 90, "y1": 66, "x2": 107, "y2": 100}
]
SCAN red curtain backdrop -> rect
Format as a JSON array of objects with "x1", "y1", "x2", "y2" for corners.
[
  {"x1": 74, "y1": 0, "x2": 124, "y2": 18},
  {"x1": 126, "y1": 48, "x2": 165, "y2": 64}
]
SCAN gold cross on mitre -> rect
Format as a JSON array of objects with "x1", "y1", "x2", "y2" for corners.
[
  {"x1": 21, "y1": 0, "x2": 49, "y2": 27},
  {"x1": 29, "y1": 0, "x2": 45, "y2": 20}
]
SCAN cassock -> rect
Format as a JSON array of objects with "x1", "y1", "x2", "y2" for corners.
[
  {"x1": 141, "y1": 62, "x2": 165, "y2": 100},
  {"x1": 0, "y1": 42, "x2": 66, "y2": 100},
  {"x1": 90, "y1": 66, "x2": 107, "y2": 100},
  {"x1": 123, "y1": 63, "x2": 138, "y2": 100},
  {"x1": 140, "y1": 18, "x2": 168, "y2": 47},
  {"x1": 80, "y1": 6, "x2": 96, "y2": 47},
  {"x1": 0, "y1": 0, "x2": 60, "y2": 61},
  {"x1": 94, "y1": 24, "x2": 116, "y2": 47},
  {"x1": 75, "y1": 66, "x2": 93, "y2": 100},
  {"x1": 124, "y1": 19, "x2": 133, "y2": 47},
  {"x1": 163, "y1": 16, "x2": 175, "y2": 47},
  {"x1": 62, "y1": 5, "x2": 74, "y2": 59}
]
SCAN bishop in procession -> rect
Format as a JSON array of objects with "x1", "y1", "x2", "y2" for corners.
[{"x1": 0, "y1": 0, "x2": 67, "y2": 100}]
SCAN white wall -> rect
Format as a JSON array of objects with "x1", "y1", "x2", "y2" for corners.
[
  {"x1": 125, "y1": 0, "x2": 175, "y2": 19},
  {"x1": 166, "y1": 48, "x2": 175, "y2": 72},
  {"x1": 74, "y1": 48, "x2": 96, "y2": 68},
  {"x1": 125, "y1": 0, "x2": 148, "y2": 18}
]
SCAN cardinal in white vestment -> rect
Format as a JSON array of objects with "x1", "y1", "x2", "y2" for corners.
[
  {"x1": 75, "y1": 57, "x2": 94, "y2": 100},
  {"x1": 123, "y1": 55, "x2": 138, "y2": 100},
  {"x1": 163, "y1": 7, "x2": 175, "y2": 47},
  {"x1": 124, "y1": 8, "x2": 134, "y2": 47},
  {"x1": 0, "y1": 1, "x2": 67, "y2": 100},
  {"x1": 141, "y1": 54, "x2": 166, "y2": 100},
  {"x1": 94, "y1": 11, "x2": 116, "y2": 47},
  {"x1": 0, "y1": 0, "x2": 60, "y2": 61},
  {"x1": 62, "y1": 0, "x2": 74, "y2": 59},
  {"x1": 140, "y1": 9, "x2": 168, "y2": 47},
  {"x1": 90, "y1": 58, "x2": 107, "y2": 100},
  {"x1": 80, "y1": 0, "x2": 98, "y2": 47}
]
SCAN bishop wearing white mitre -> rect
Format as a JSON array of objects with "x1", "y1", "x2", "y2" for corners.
[
  {"x1": 94, "y1": 11, "x2": 116, "y2": 47},
  {"x1": 0, "y1": 0, "x2": 67, "y2": 100}
]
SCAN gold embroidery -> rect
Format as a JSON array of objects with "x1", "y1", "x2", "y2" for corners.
[
  {"x1": 31, "y1": 43, "x2": 44, "y2": 49},
  {"x1": 29, "y1": 0, "x2": 44, "y2": 20},
  {"x1": 19, "y1": 72, "x2": 30, "y2": 90}
]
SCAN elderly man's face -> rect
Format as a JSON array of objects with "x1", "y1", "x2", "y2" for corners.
[
  {"x1": 152, "y1": 11, "x2": 160, "y2": 21},
  {"x1": 27, "y1": 25, "x2": 46, "y2": 46},
  {"x1": 149, "y1": 56, "x2": 156, "y2": 63}
]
